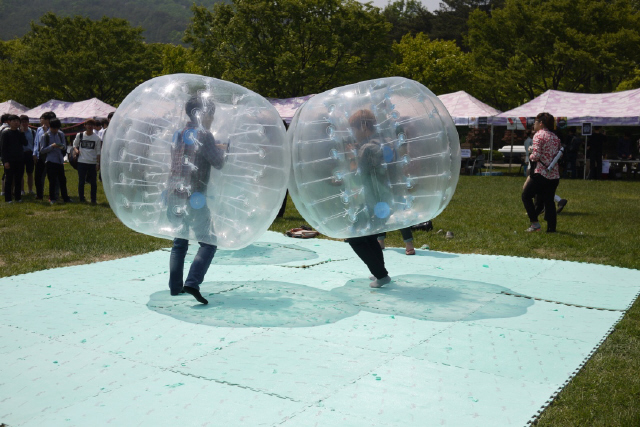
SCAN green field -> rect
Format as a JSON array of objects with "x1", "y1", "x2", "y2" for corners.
[{"x1": 1, "y1": 166, "x2": 639, "y2": 426}]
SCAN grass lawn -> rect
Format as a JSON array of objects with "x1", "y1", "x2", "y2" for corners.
[{"x1": 1, "y1": 165, "x2": 639, "y2": 426}]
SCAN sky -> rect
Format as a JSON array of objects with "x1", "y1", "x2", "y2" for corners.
[{"x1": 360, "y1": 0, "x2": 443, "y2": 12}]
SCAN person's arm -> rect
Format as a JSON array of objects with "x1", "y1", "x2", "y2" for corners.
[
  {"x1": 0, "y1": 132, "x2": 8, "y2": 168},
  {"x1": 40, "y1": 135, "x2": 54, "y2": 155},
  {"x1": 202, "y1": 132, "x2": 225, "y2": 170},
  {"x1": 530, "y1": 132, "x2": 543, "y2": 162},
  {"x1": 96, "y1": 138, "x2": 102, "y2": 171}
]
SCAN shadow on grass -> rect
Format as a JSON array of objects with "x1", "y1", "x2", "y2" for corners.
[{"x1": 147, "y1": 274, "x2": 532, "y2": 328}]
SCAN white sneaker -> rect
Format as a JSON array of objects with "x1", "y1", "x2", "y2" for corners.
[{"x1": 370, "y1": 276, "x2": 392, "y2": 288}]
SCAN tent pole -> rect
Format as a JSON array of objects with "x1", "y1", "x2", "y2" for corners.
[
  {"x1": 489, "y1": 124, "x2": 494, "y2": 175},
  {"x1": 584, "y1": 136, "x2": 589, "y2": 179},
  {"x1": 508, "y1": 131, "x2": 514, "y2": 173}
]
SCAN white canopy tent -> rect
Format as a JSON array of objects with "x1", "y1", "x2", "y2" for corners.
[
  {"x1": 23, "y1": 98, "x2": 116, "y2": 123},
  {"x1": 498, "y1": 88, "x2": 640, "y2": 178},
  {"x1": 0, "y1": 100, "x2": 29, "y2": 115}
]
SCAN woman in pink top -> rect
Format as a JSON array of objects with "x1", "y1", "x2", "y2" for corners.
[{"x1": 521, "y1": 112, "x2": 561, "y2": 232}]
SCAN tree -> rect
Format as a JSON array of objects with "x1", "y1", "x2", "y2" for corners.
[
  {"x1": 430, "y1": 0, "x2": 504, "y2": 48},
  {"x1": 382, "y1": 0, "x2": 434, "y2": 43},
  {"x1": 467, "y1": 0, "x2": 640, "y2": 109},
  {"x1": 0, "y1": 13, "x2": 162, "y2": 107},
  {"x1": 151, "y1": 43, "x2": 202, "y2": 77},
  {"x1": 184, "y1": 0, "x2": 392, "y2": 98},
  {"x1": 389, "y1": 33, "x2": 475, "y2": 95}
]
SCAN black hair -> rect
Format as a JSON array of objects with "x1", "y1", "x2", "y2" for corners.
[
  {"x1": 19, "y1": 115, "x2": 29, "y2": 122},
  {"x1": 49, "y1": 118, "x2": 62, "y2": 129},
  {"x1": 185, "y1": 95, "x2": 215, "y2": 121},
  {"x1": 43, "y1": 111, "x2": 56, "y2": 120},
  {"x1": 535, "y1": 112, "x2": 555, "y2": 130},
  {"x1": 6, "y1": 114, "x2": 20, "y2": 122},
  {"x1": 101, "y1": 118, "x2": 109, "y2": 126},
  {"x1": 107, "y1": 112, "x2": 114, "y2": 120},
  {"x1": 1, "y1": 113, "x2": 9, "y2": 123}
]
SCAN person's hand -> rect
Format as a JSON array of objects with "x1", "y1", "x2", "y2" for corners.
[
  {"x1": 3, "y1": 162, "x2": 9, "y2": 169},
  {"x1": 96, "y1": 163, "x2": 100, "y2": 172},
  {"x1": 51, "y1": 143, "x2": 59, "y2": 148}
]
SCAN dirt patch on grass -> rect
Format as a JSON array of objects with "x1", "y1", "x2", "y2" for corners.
[{"x1": 533, "y1": 247, "x2": 568, "y2": 259}]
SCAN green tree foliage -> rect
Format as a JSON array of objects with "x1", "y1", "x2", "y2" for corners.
[
  {"x1": 389, "y1": 33, "x2": 474, "y2": 95},
  {"x1": 382, "y1": 0, "x2": 434, "y2": 43},
  {"x1": 431, "y1": 0, "x2": 504, "y2": 48},
  {"x1": 0, "y1": 13, "x2": 162, "y2": 107},
  {"x1": 467, "y1": 0, "x2": 640, "y2": 109},
  {"x1": 151, "y1": 43, "x2": 203, "y2": 76},
  {"x1": 0, "y1": 0, "x2": 221, "y2": 44},
  {"x1": 184, "y1": 0, "x2": 392, "y2": 98}
]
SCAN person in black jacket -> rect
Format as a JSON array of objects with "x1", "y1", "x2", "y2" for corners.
[
  {"x1": 1, "y1": 115, "x2": 28, "y2": 203},
  {"x1": 588, "y1": 127, "x2": 606, "y2": 180}
]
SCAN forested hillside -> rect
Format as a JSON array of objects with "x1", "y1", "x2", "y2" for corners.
[{"x1": 0, "y1": 0, "x2": 223, "y2": 44}]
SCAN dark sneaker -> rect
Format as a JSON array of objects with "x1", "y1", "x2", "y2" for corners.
[
  {"x1": 556, "y1": 199, "x2": 567, "y2": 214},
  {"x1": 183, "y1": 286, "x2": 208, "y2": 304}
]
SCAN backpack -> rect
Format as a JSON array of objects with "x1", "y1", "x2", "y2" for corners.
[{"x1": 68, "y1": 133, "x2": 81, "y2": 170}]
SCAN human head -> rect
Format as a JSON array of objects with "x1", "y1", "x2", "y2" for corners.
[
  {"x1": 349, "y1": 109, "x2": 376, "y2": 141},
  {"x1": 1, "y1": 113, "x2": 9, "y2": 124},
  {"x1": 185, "y1": 95, "x2": 216, "y2": 126},
  {"x1": 594, "y1": 126, "x2": 602, "y2": 133},
  {"x1": 7, "y1": 114, "x2": 20, "y2": 130},
  {"x1": 49, "y1": 118, "x2": 62, "y2": 132},
  {"x1": 534, "y1": 112, "x2": 554, "y2": 131},
  {"x1": 107, "y1": 112, "x2": 114, "y2": 122},
  {"x1": 85, "y1": 118, "x2": 96, "y2": 133},
  {"x1": 101, "y1": 118, "x2": 109, "y2": 128},
  {"x1": 19, "y1": 115, "x2": 29, "y2": 130},
  {"x1": 93, "y1": 119, "x2": 102, "y2": 129},
  {"x1": 41, "y1": 111, "x2": 56, "y2": 127}
]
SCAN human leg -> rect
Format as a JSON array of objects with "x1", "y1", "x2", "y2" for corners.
[
  {"x1": 46, "y1": 163, "x2": 57, "y2": 202},
  {"x1": 183, "y1": 242, "x2": 217, "y2": 304},
  {"x1": 169, "y1": 238, "x2": 189, "y2": 295},
  {"x1": 522, "y1": 175, "x2": 541, "y2": 229},
  {"x1": 376, "y1": 232, "x2": 387, "y2": 249},
  {"x1": 400, "y1": 227, "x2": 415, "y2": 254},
  {"x1": 11, "y1": 163, "x2": 24, "y2": 201},
  {"x1": 35, "y1": 158, "x2": 46, "y2": 199},
  {"x1": 57, "y1": 165, "x2": 70, "y2": 202},
  {"x1": 77, "y1": 163, "x2": 88, "y2": 201},
  {"x1": 347, "y1": 235, "x2": 389, "y2": 280},
  {"x1": 87, "y1": 165, "x2": 97, "y2": 203},
  {"x1": 542, "y1": 179, "x2": 560, "y2": 232},
  {"x1": 184, "y1": 242, "x2": 217, "y2": 291},
  {"x1": 4, "y1": 168, "x2": 14, "y2": 202}
]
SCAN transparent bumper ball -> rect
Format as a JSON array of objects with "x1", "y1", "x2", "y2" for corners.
[
  {"x1": 102, "y1": 74, "x2": 289, "y2": 249},
  {"x1": 288, "y1": 77, "x2": 460, "y2": 239}
]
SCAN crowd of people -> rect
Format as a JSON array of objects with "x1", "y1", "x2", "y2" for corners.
[{"x1": 0, "y1": 111, "x2": 112, "y2": 204}]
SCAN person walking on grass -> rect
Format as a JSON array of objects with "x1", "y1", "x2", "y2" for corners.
[
  {"x1": 73, "y1": 118, "x2": 101, "y2": 204},
  {"x1": 522, "y1": 112, "x2": 561, "y2": 233},
  {"x1": 0, "y1": 115, "x2": 27, "y2": 203},
  {"x1": 40, "y1": 119, "x2": 72, "y2": 205}
]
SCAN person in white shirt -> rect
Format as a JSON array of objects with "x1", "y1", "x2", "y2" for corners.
[{"x1": 73, "y1": 118, "x2": 102, "y2": 204}]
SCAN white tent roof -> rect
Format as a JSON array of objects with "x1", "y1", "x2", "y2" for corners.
[
  {"x1": 23, "y1": 98, "x2": 116, "y2": 123},
  {"x1": 497, "y1": 89, "x2": 640, "y2": 126},
  {"x1": 0, "y1": 100, "x2": 29, "y2": 115},
  {"x1": 437, "y1": 91, "x2": 503, "y2": 126}
]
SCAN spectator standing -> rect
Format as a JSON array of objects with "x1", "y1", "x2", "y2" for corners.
[
  {"x1": 20, "y1": 115, "x2": 36, "y2": 195},
  {"x1": 0, "y1": 115, "x2": 28, "y2": 203},
  {"x1": 617, "y1": 132, "x2": 632, "y2": 160},
  {"x1": 33, "y1": 112, "x2": 58, "y2": 200},
  {"x1": 40, "y1": 119, "x2": 72, "y2": 204},
  {"x1": 93, "y1": 119, "x2": 103, "y2": 139},
  {"x1": 565, "y1": 127, "x2": 581, "y2": 179},
  {"x1": 521, "y1": 112, "x2": 561, "y2": 233},
  {"x1": 73, "y1": 119, "x2": 101, "y2": 204},
  {"x1": 523, "y1": 130, "x2": 533, "y2": 176},
  {"x1": 588, "y1": 127, "x2": 606, "y2": 179},
  {"x1": 97, "y1": 118, "x2": 109, "y2": 140},
  {"x1": 0, "y1": 114, "x2": 10, "y2": 196}
]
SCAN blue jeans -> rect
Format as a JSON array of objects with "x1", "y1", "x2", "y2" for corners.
[{"x1": 169, "y1": 238, "x2": 217, "y2": 294}]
